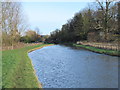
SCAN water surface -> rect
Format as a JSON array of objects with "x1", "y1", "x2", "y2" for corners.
[{"x1": 28, "y1": 45, "x2": 118, "y2": 88}]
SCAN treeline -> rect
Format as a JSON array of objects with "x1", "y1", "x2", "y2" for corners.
[
  {"x1": 46, "y1": 1, "x2": 119, "y2": 44},
  {"x1": 20, "y1": 30, "x2": 49, "y2": 43},
  {"x1": 2, "y1": 2, "x2": 45, "y2": 47}
]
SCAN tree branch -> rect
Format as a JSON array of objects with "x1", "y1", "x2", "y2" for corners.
[{"x1": 96, "y1": 0, "x2": 104, "y2": 10}]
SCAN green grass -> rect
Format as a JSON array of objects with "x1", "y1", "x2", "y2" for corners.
[
  {"x1": 73, "y1": 44, "x2": 120, "y2": 56},
  {"x1": 2, "y1": 44, "x2": 52, "y2": 88}
]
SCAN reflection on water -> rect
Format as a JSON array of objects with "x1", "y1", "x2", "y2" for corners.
[{"x1": 28, "y1": 45, "x2": 118, "y2": 88}]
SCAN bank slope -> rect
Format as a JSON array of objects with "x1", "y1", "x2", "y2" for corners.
[
  {"x1": 73, "y1": 44, "x2": 120, "y2": 56},
  {"x1": 2, "y1": 44, "x2": 52, "y2": 88}
]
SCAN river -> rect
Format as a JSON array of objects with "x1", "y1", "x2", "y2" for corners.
[{"x1": 28, "y1": 45, "x2": 118, "y2": 88}]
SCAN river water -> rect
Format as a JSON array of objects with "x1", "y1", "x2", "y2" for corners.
[{"x1": 28, "y1": 45, "x2": 118, "y2": 88}]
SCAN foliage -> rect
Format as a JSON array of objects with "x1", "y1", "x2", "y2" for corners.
[
  {"x1": 20, "y1": 30, "x2": 42, "y2": 43},
  {"x1": 47, "y1": 1, "x2": 119, "y2": 44}
]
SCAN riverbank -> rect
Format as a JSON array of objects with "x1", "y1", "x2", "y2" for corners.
[
  {"x1": 2, "y1": 44, "x2": 53, "y2": 88},
  {"x1": 73, "y1": 44, "x2": 120, "y2": 57},
  {"x1": 77, "y1": 41, "x2": 119, "y2": 51}
]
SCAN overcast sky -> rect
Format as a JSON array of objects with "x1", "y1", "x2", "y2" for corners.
[{"x1": 22, "y1": 2, "x2": 89, "y2": 35}]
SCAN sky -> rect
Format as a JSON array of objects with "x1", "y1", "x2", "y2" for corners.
[{"x1": 22, "y1": 2, "x2": 89, "y2": 35}]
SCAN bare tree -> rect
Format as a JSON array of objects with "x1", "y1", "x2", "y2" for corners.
[
  {"x1": 35, "y1": 27, "x2": 40, "y2": 35},
  {"x1": 118, "y1": 2, "x2": 120, "y2": 32},
  {"x1": 2, "y1": 1, "x2": 28, "y2": 47},
  {"x1": 96, "y1": 0, "x2": 117, "y2": 40},
  {"x1": 0, "y1": 2, "x2": 2, "y2": 50}
]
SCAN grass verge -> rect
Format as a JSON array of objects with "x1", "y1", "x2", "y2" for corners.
[
  {"x1": 2, "y1": 44, "x2": 53, "y2": 88},
  {"x1": 73, "y1": 44, "x2": 120, "y2": 56}
]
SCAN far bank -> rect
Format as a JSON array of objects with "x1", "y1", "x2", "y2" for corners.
[{"x1": 73, "y1": 44, "x2": 120, "y2": 57}]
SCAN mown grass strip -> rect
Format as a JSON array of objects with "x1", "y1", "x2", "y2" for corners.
[
  {"x1": 2, "y1": 44, "x2": 53, "y2": 88},
  {"x1": 73, "y1": 44, "x2": 120, "y2": 56}
]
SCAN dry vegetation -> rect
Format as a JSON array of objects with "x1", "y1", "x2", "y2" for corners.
[
  {"x1": 2, "y1": 42, "x2": 42, "y2": 51},
  {"x1": 77, "y1": 41, "x2": 119, "y2": 51}
]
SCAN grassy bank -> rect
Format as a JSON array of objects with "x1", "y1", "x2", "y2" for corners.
[
  {"x1": 2, "y1": 44, "x2": 53, "y2": 88},
  {"x1": 73, "y1": 44, "x2": 120, "y2": 56}
]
